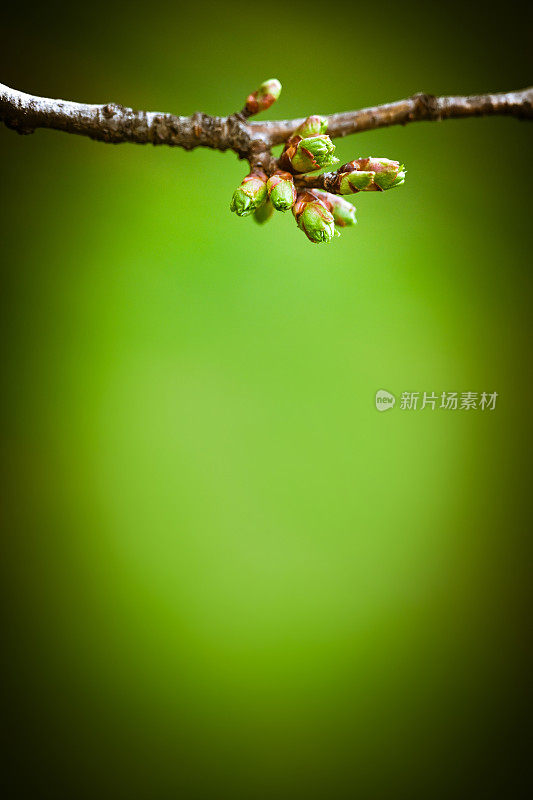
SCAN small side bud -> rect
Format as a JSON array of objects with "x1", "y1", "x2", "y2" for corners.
[
  {"x1": 294, "y1": 115, "x2": 328, "y2": 137},
  {"x1": 245, "y1": 79, "x2": 282, "y2": 115},
  {"x1": 267, "y1": 170, "x2": 297, "y2": 211},
  {"x1": 293, "y1": 191, "x2": 339, "y2": 244},
  {"x1": 230, "y1": 170, "x2": 268, "y2": 216},
  {"x1": 254, "y1": 200, "x2": 274, "y2": 224},
  {"x1": 280, "y1": 135, "x2": 339, "y2": 174}
]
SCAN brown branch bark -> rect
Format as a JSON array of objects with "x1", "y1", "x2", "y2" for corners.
[
  {"x1": 254, "y1": 87, "x2": 533, "y2": 144},
  {"x1": 0, "y1": 82, "x2": 253, "y2": 157},
  {"x1": 2, "y1": 82, "x2": 532, "y2": 171},
  {"x1": 293, "y1": 171, "x2": 346, "y2": 193}
]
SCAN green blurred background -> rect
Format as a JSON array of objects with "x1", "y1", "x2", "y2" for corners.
[{"x1": 1, "y1": 1, "x2": 532, "y2": 796}]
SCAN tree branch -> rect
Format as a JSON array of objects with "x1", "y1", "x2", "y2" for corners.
[
  {"x1": 254, "y1": 87, "x2": 533, "y2": 145},
  {"x1": 1, "y1": 82, "x2": 532, "y2": 170},
  {"x1": 3, "y1": 81, "x2": 531, "y2": 243},
  {"x1": 293, "y1": 171, "x2": 344, "y2": 192},
  {"x1": 0, "y1": 82, "x2": 253, "y2": 156},
  {"x1": 292, "y1": 170, "x2": 360, "y2": 193}
]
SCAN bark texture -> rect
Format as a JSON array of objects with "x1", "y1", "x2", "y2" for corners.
[{"x1": 254, "y1": 88, "x2": 533, "y2": 144}]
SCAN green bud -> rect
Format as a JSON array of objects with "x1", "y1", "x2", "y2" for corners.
[
  {"x1": 230, "y1": 188, "x2": 254, "y2": 216},
  {"x1": 254, "y1": 200, "x2": 274, "y2": 224},
  {"x1": 298, "y1": 203, "x2": 337, "y2": 243},
  {"x1": 291, "y1": 135, "x2": 339, "y2": 173},
  {"x1": 388, "y1": 169, "x2": 406, "y2": 189},
  {"x1": 333, "y1": 199, "x2": 356, "y2": 227},
  {"x1": 294, "y1": 115, "x2": 328, "y2": 137},
  {"x1": 335, "y1": 158, "x2": 406, "y2": 193},
  {"x1": 245, "y1": 79, "x2": 282, "y2": 115},
  {"x1": 337, "y1": 171, "x2": 374, "y2": 194},
  {"x1": 259, "y1": 78, "x2": 282, "y2": 101},
  {"x1": 334, "y1": 201, "x2": 356, "y2": 226},
  {"x1": 230, "y1": 172, "x2": 268, "y2": 216},
  {"x1": 360, "y1": 158, "x2": 404, "y2": 189},
  {"x1": 270, "y1": 182, "x2": 295, "y2": 210},
  {"x1": 293, "y1": 192, "x2": 338, "y2": 243},
  {"x1": 267, "y1": 170, "x2": 297, "y2": 211}
]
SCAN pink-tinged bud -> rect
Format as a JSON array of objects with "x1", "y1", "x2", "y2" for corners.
[
  {"x1": 355, "y1": 157, "x2": 399, "y2": 173},
  {"x1": 353, "y1": 158, "x2": 404, "y2": 189},
  {"x1": 312, "y1": 190, "x2": 356, "y2": 227},
  {"x1": 293, "y1": 115, "x2": 328, "y2": 137},
  {"x1": 267, "y1": 170, "x2": 297, "y2": 211},
  {"x1": 245, "y1": 79, "x2": 282, "y2": 115},
  {"x1": 333, "y1": 159, "x2": 406, "y2": 193}
]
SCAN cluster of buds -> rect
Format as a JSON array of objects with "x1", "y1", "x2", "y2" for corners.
[{"x1": 230, "y1": 79, "x2": 406, "y2": 244}]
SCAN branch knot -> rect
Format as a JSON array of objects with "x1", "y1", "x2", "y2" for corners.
[{"x1": 411, "y1": 93, "x2": 440, "y2": 121}]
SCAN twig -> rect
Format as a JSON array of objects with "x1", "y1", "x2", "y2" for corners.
[{"x1": 254, "y1": 88, "x2": 533, "y2": 144}]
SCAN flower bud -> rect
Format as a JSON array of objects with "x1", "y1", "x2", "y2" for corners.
[
  {"x1": 254, "y1": 200, "x2": 274, "y2": 224},
  {"x1": 280, "y1": 135, "x2": 339, "y2": 173},
  {"x1": 230, "y1": 170, "x2": 268, "y2": 216},
  {"x1": 337, "y1": 170, "x2": 375, "y2": 194},
  {"x1": 293, "y1": 115, "x2": 328, "y2": 137},
  {"x1": 333, "y1": 159, "x2": 406, "y2": 194},
  {"x1": 266, "y1": 170, "x2": 297, "y2": 211},
  {"x1": 355, "y1": 158, "x2": 405, "y2": 189},
  {"x1": 312, "y1": 190, "x2": 356, "y2": 227},
  {"x1": 245, "y1": 79, "x2": 282, "y2": 115},
  {"x1": 388, "y1": 169, "x2": 406, "y2": 189},
  {"x1": 293, "y1": 191, "x2": 338, "y2": 244}
]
